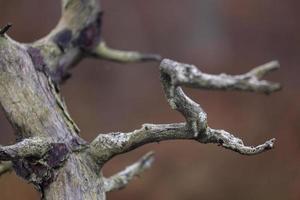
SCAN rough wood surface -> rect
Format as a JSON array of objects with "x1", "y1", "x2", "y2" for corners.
[{"x1": 0, "y1": 0, "x2": 281, "y2": 199}]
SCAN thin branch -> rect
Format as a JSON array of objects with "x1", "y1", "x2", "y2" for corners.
[
  {"x1": 89, "y1": 58, "x2": 280, "y2": 163},
  {"x1": 160, "y1": 59, "x2": 281, "y2": 94},
  {"x1": 0, "y1": 23, "x2": 12, "y2": 36},
  {"x1": 0, "y1": 161, "x2": 13, "y2": 177},
  {"x1": 0, "y1": 138, "x2": 51, "y2": 161},
  {"x1": 104, "y1": 152, "x2": 154, "y2": 192},
  {"x1": 247, "y1": 61, "x2": 280, "y2": 79},
  {"x1": 90, "y1": 123, "x2": 274, "y2": 163},
  {"x1": 204, "y1": 127, "x2": 275, "y2": 155},
  {"x1": 90, "y1": 41, "x2": 162, "y2": 63}
]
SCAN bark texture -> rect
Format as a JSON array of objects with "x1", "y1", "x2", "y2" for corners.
[{"x1": 0, "y1": 0, "x2": 281, "y2": 199}]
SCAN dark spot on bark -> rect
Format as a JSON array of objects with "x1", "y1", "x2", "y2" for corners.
[
  {"x1": 0, "y1": 151, "x2": 12, "y2": 160},
  {"x1": 27, "y1": 47, "x2": 46, "y2": 71},
  {"x1": 12, "y1": 143, "x2": 71, "y2": 189},
  {"x1": 74, "y1": 11, "x2": 103, "y2": 50},
  {"x1": 0, "y1": 23, "x2": 12, "y2": 36},
  {"x1": 161, "y1": 72, "x2": 172, "y2": 83},
  {"x1": 13, "y1": 160, "x2": 31, "y2": 179},
  {"x1": 49, "y1": 65, "x2": 72, "y2": 84},
  {"x1": 218, "y1": 139, "x2": 224, "y2": 146},
  {"x1": 27, "y1": 41, "x2": 72, "y2": 84},
  {"x1": 264, "y1": 145, "x2": 272, "y2": 150},
  {"x1": 185, "y1": 66, "x2": 191, "y2": 74},
  {"x1": 14, "y1": 157, "x2": 57, "y2": 187},
  {"x1": 39, "y1": 171, "x2": 55, "y2": 188},
  {"x1": 30, "y1": 162, "x2": 49, "y2": 178},
  {"x1": 26, "y1": 155, "x2": 45, "y2": 162},
  {"x1": 46, "y1": 143, "x2": 70, "y2": 168},
  {"x1": 53, "y1": 29, "x2": 72, "y2": 52}
]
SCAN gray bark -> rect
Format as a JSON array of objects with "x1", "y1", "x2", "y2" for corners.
[{"x1": 0, "y1": 0, "x2": 281, "y2": 199}]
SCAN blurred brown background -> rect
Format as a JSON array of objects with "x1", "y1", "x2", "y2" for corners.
[{"x1": 0, "y1": 0, "x2": 299, "y2": 199}]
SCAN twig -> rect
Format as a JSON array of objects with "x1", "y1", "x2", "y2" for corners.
[
  {"x1": 0, "y1": 23, "x2": 12, "y2": 36},
  {"x1": 91, "y1": 41, "x2": 162, "y2": 63}
]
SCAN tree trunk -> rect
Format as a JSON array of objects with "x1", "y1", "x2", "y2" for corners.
[{"x1": 0, "y1": 1, "x2": 108, "y2": 199}]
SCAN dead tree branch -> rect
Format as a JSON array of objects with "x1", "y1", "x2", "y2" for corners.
[
  {"x1": 89, "y1": 59, "x2": 279, "y2": 164},
  {"x1": 90, "y1": 41, "x2": 161, "y2": 63},
  {"x1": 0, "y1": 23, "x2": 12, "y2": 36},
  {"x1": 0, "y1": 0, "x2": 281, "y2": 199},
  {"x1": 0, "y1": 138, "x2": 51, "y2": 161},
  {"x1": 160, "y1": 59, "x2": 281, "y2": 94}
]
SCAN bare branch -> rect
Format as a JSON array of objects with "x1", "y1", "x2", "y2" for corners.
[
  {"x1": 0, "y1": 138, "x2": 51, "y2": 161},
  {"x1": 90, "y1": 41, "x2": 161, "y2": 63},
  {"x1": 160, "y1": 59, "x2": 281, "y2": 94},
  {"x1": 0, "y1": 161, "x2": 13, "y2": 177},
  {"x1": 89, "y1": 123, "x2": 274, "y2": 163},
  {"x1": 90, "y1": 58, "x2": 279, "y2": 163},
  {"x1": 0, "y1": 0, "x2": 282, "y2": 197},
  {"x1": 90, "y1": 123, "x2": 185, "y2": 162},
  {"x1": 0, "y1": 23, "x2": 12, "y2": 36},
  {"x1": 247, "y1": 61, "x2": 280, "y2": 79},
  {"x1": 203, "y1": 128, "x2": 275, "y2": 155},
  {"x1": 104, "y1": 152, "x2": 154, "y2": 192}
]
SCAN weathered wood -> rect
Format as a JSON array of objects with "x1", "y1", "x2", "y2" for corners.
[
  {"x1": 0, "y1": 0, "x2": 280, "y2": 199},
  {"x1": 0, "y1": 0, "x2": 108, "y2": 199}
]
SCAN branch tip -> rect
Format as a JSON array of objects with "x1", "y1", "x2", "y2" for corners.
[
  {"x1": 265, "y1": 138, "x2": 276, "y2": 149},
  {"x1": 248, "y1": 60, "x2": 280, "y2": 79},
  {"x1": 138, "y1": 151, "x2": 155, "y2": 168},
  {"x1": 0, "y1": 23, "x2": 12, "y2": 36},
  {"x1": 206, "y1": 127, "x2": 276, "y2": 155},
  {"x1": 160, "y1": 59, "x2": 281, "y2": 94}
]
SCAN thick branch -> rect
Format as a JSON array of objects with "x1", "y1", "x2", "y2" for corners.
[
  {"x1": 0, "y1": 138, "x2": 51, "y2": 161},
  {"x1": 104, "y1": 152, "x2": 154, "y2": 192},
  {"x1": 28, "y1": 1, "x2": 161, "y2": 84},
  {"x1": 89, "y1": 123, "x2": 274, "y2": 163},
  {"x1": 90, "y1": 41, "x2": 161, "y2": 63}
]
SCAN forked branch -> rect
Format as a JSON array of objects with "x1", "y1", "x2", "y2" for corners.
[
  {"x1": 89, "y1": 59, "x2": 280, "y2": 164},
  {"x1": 0, "y1": 0, "x2": 282, "y2": 197}
]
